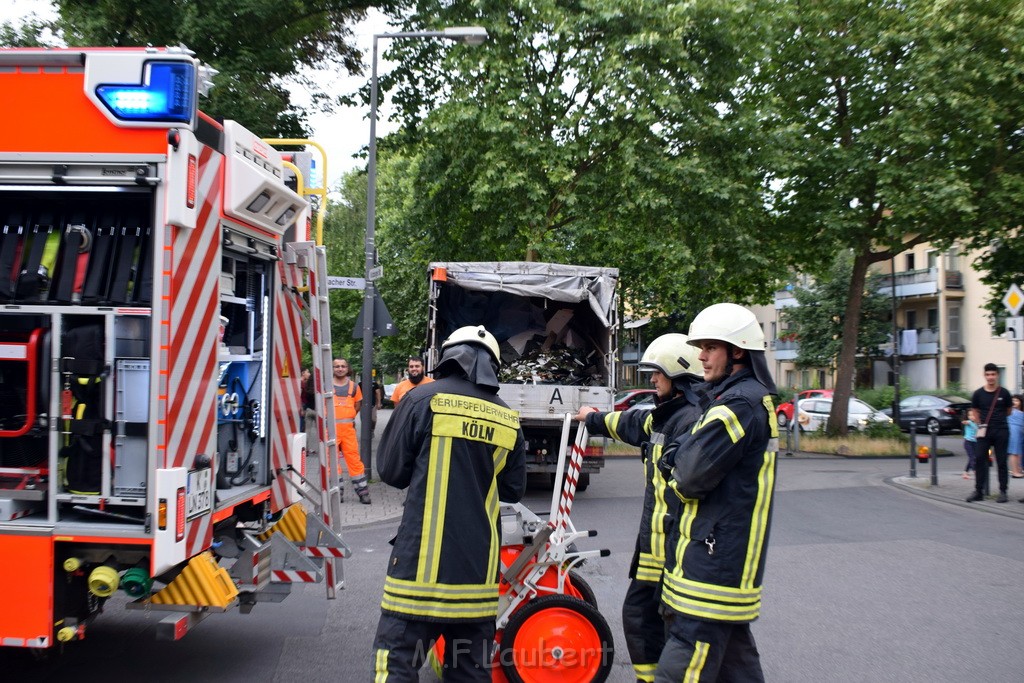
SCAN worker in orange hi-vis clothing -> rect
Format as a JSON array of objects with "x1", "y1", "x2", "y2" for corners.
[
  {"x1": 389, "y1": 356, "x2": 434, "y2": 405},
  {"x1": 332, "y1": 358, "x2": 371, "y2": 504}
]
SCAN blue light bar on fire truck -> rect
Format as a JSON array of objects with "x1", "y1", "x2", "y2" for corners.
[{"x1": 95, "y1": 61, "x2": 195, "y2": 123}]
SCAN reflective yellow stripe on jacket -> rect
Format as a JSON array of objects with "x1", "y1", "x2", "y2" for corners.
[
  {"x1": 636, "y1": 431, "x2": 671, "y2": 583},
  {"x1": 693, "y1": 404, "x2": 745, "y2": 443},
  {"x1": 381, "y1": 575, "x2": 500, "y2": 620},
  {"x1": 661, "y1": 573, "x2": 763, "y2": 622}
]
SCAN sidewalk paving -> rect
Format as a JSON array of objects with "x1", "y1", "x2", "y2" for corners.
[
  {"x1": 888, "y1": 467, "x2": 1024, "y2": 521},
  {"x1": 335, "y1": 475, "x2": 405, "y2": 529}
]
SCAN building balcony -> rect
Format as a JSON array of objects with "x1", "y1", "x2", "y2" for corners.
[
  {"x1": 878, "y1": 327, "x2": 942, "y2": 357},
  {"x1": 771, "y1": 339, "x2": 799, "y2": 360},
  {"x1": 876, "y1": 268, "x2": 963, "y2": 297},
  {"x1": 774, "y1": 289, "x2": 799, "y2": 309}
]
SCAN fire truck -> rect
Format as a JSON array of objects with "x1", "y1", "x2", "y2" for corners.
[{"x1": 0, "y1": 46, "x2": 347, "y2": 650}]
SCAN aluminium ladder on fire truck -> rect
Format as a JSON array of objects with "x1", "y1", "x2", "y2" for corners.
[
  {"x1": 272, "y1": 241, "x2": 347, "y2": 596},
  {"x1": 308, "y1": 243, "x2": 347, "y2": 594}
]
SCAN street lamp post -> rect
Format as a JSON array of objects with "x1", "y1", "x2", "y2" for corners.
[
  {"x1": 891, "y1": 255, "x2": 901, "y2": 424},
  {"x1": 360, "y1": 26, "x2": 488, "y2": 472}
]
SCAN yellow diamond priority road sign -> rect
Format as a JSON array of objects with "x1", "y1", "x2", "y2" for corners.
[{"x1": 1003, "y1": 283, "x2": 1024, "y2": 316}]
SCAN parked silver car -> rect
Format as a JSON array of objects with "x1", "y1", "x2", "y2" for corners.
[{"x1": 794, "y1": 397, "x2": 893, "y2": 432}]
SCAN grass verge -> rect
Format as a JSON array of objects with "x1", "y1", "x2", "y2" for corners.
[
  {"x1": 793, "y1": 434, "x2": 920, "y2": 457},
  {"x1": 605, "y1": 434, "x2": 936, "y2": 458}
]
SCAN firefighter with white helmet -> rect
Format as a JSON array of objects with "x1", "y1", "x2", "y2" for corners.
[
  {"x1": 374, "y1": 325, "x2": 526, "y2": 682},
  {"x1": 654, "y1": 303, "x2": 779, "y2": 683},
  {"x1": 575, "y1": 332, "x2": 706, "y2": 683}
]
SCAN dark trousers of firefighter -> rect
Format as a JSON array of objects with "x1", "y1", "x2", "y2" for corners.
[
  {"x1": 374, "y1": 612, "x2": 494, "y2": 683},
  {"x1": 655, "y1": 616, "x2": 764, "y2": 683},
  {"x1": 622, "y1": 579, "x2": 665, "y2": 682},
  {"x1": 975, "y1": 426, "x2": 1009, "y2": 495}
]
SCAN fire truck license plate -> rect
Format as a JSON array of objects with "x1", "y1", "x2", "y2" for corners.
[{"x1": 186, "y1": 468, "x2": 212, "y2": 519}]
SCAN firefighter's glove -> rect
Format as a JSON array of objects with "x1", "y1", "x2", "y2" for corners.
[
  {"x1": 657, "y1": 444, "x2": 677, "y2": 480},
  {"x1": 640, "y1": 441, "x2": 651, "y2": 464}
]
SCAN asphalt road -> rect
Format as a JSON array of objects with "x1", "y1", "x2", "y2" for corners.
[{"x1": 4, "y1": 453, "x2": 1023, "y2": 682}]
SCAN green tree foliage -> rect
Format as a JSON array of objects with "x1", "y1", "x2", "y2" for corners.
[
  {"x1": 0, "y1": 14, "x2": 53, "y2": 47},
  {"x1": 322, "y1": 166, "x2": 419, "y2": 378},
  {"x1": 372, "y1": 0, "x2": 786, "y2": 327},
  {"x1": 783, "y1": 251, "x2": 890, "y2": 374},
  {"x1": 972, "y1": 233, "x2": 1024, "y2": 326},
  {"x1": 321, "y1": 170, "x2": 368, "y2": 365},
  {"x1": 3, "y1": 0, "x2": 404, "y2": 137},
  {"x1": 753, "y1": 0, "x2": 1024, "y2": 434}
]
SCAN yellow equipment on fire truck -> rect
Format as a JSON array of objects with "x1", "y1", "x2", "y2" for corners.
[{"x1": 0, "y1": 46, "x2": 348, "y2": 649}]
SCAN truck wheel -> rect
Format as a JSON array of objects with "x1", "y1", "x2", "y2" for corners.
[
  {"x1": 777, "y1": 412, "x2": 788, "y2": 428},
  {"x1": 499, "y1": 594, "x2": 613, "y2": 683}
]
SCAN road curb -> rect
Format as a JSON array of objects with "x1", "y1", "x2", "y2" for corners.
[{"x1": 886, "y1": 476, "x2": 1024, "y2": 521}]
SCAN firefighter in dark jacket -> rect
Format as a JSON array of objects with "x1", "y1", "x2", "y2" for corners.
[
  {"x1": 655, "y1": 303, "x2": 779, "y2": 683},
  {"x1": 574, "y1": 333, "x2": 706, "y2": 683},
  {"x1": 373, "y1": 325, "x2": 527, "y2": 682}
]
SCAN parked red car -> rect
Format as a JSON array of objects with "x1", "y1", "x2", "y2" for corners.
[
  {"x1": 614, "y1": 388, "x2": 656, "y2": 411},
  {"x1": 776, "y1": 389, "x2": 833, "y2": 428}
]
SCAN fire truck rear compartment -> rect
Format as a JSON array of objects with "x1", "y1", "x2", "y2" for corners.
[
  {"x1": 1, "y1": 191, "x2": 154, "y2": 306},
  {"x1": 1, "y1": 188, "x2": 156, "y2": 526}
]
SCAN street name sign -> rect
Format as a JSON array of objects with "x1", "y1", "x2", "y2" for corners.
[{"x1": 327, "y1": 276, "x2": 365, "y2": 290}]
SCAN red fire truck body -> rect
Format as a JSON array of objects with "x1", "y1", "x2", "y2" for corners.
[{"x1": 0, "y1": 47, "x2": 344, "y2": 649}]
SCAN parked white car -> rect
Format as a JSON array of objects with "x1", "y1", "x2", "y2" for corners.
[{"x1": 794, "y1": 397, "x2": 893, "y2": 432}]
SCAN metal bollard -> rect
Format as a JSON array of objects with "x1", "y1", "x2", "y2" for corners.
[
  {"x1": 930, "y1": 430, "x2": 939, "y2": 486},
  {"x1": 909, "y1": 422, "x2": 917, "y2": 478}
]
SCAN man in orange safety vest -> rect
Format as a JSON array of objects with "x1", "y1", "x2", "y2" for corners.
[{"x1": 333, "y1": 357, "x2": 371, "y2": 504}]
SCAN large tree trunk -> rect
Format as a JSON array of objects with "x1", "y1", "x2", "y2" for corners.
[{"x1": 828, "y1": 249, "x2": 872, "y2": 435}]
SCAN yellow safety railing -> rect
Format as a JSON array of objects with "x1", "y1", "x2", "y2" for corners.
[{"x1": 263, "y1": 138, "x2": 328, "y2": 246}]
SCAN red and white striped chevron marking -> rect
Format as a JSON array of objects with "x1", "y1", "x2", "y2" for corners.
[
  {"x1": 166, "y1": 144, "x2": 222, "y2": 558},
  {"x1": 269, "y1": 258, "x2": 303, "y2": 513},
  {"x1": 272, "y1": 570, "x2": 319, "y2": 583},
  {"x1": 301, "y1": 546, "x2": 346, "y2": 558},
  {"x1": 242, "y1": 549, "x2": 271, "y2": 586},
  {"x1": 554, "y1": 426, "x2": 588, "y2": 533}
]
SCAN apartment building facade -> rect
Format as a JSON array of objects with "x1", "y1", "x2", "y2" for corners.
[{"x1": 760, "y1": 244, "x2": 1021, "y2": 394}]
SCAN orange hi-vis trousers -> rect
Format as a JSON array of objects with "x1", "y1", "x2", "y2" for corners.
[{"x1": 335, "y1": 418, "x2": 365, "y2": 479}]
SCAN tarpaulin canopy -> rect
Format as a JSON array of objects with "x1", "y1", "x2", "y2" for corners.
[{"x1": 429, "y1": 262, "x2": 619, "y2": 328}]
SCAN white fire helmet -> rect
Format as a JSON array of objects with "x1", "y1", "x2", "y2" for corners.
[
  {"x1": 441, "y1": 325, "x2": 500, "y2": 363},
  {"x1": 686, "y1": 303, "x2": 765, "y2": 350},
  {"x1": 639, "y1": 333, "x2": 703, "y2": 379}
]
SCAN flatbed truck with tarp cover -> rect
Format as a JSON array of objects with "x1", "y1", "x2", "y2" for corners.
[
  {"x1": 426, "y1": 262, "x2": 619, "y2": 490},
  {"x1": 0, "y1": 46, "x2": 349, "y2": 651}
]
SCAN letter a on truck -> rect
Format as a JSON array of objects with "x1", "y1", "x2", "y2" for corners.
[{"x1": 0, "y1": 46, "x2": 348, "y2": 651}]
